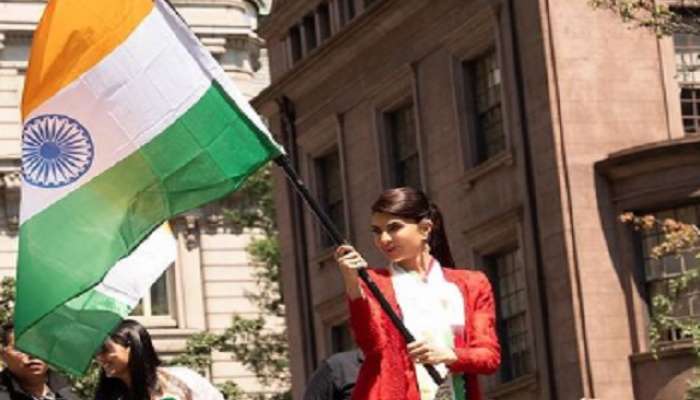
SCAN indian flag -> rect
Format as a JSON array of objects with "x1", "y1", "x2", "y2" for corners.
[{"x1": 15, "y1": 0, "x2": 283, "y2": 375}]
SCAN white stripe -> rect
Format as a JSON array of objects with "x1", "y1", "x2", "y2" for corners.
[
  {"x1": 155, "y1": 0, "x2": 283, "y2": 152},
  {"x1": 94, "y1": 224, "x2": 177, "y2": 307},
  {"x1": 20, "y1": 6, "x2": 211, "y2": 224}
]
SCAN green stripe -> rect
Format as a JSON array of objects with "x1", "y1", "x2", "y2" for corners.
[
  {"x1": 15, "y1": 81, "x2": 280, "y2": 373},
  {"x1": 453, "y1": 375, "x2": 466, "y2": 400},
  {"x1": 17, "y1": 289, "x2": 130, "y2": 375}
]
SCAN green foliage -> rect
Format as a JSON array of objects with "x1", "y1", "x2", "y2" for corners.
[
  {"x1": 246, "y1": 237, "x2": 284, "y2": 317},
  {"x1": 224, "y1": 167, "x2": 276, "y2": 236},
  {"x1": 69, "y1": 362, "x2": 101, "y2": 400},
  {"x1": 218, "y1": 315, "x2": 289, "y2": 387},
  {"x1": 168, "y1": 332, "x2": 220, "y2": 374},
  {"x1": 0, "y1": 277, "x2": 14, "y2": 326},
  {"x1": 621, "y1": 213, "x2": 700, "y2": 399},
  {"x1": 174, "y1": 166, "x2": 290, "y2": 399},
  {"x1": 589, "y1": 0, "x2": 700, "y2": 36}
]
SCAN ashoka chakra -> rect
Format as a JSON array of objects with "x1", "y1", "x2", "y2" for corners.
[{"x1": 22, "y1": 114, "x2": 95, "y2": 188}]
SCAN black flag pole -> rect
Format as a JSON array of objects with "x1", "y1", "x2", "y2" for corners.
[
  {"x1": 159, "y1": 0, "x2": 443, "y2": 388},
  {"x1": 274, "y1": 154, "x2": 444, "y2": 385}
]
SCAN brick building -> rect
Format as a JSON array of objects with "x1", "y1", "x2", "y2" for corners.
[{"x1": 253, "y1": 0, "x2": 700, "y2": 399}]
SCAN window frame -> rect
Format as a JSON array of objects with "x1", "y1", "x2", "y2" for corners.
[
  {"x1": 313, "y1": 146, "x2": 346, "y2": 249},
  {"x1": 383, "y1": 102, "x2": 423, "y2": 190},
  {"x1": 447, "y1": 6, "x2": 517, "y2": 185},
  {"x1": 287, "y1": 24, "x2": 303, "y2": 65},
  {"x1": 634, "y1": 202, "x2": 700, "y2": 343},
  {"x1": 131, "y1": 263, "x2": 178, "y2": 328},
  {"x1": 484, "y1": 247, "x2": 533, "y2": 383},
  {"x1": 462, "y1": 207, "x2": 540, "y2": 394},
  {"x1": 296, "y1": 115, "x2": 352, "y2": 263},
  {"x1": 673, "y1": 27, "x2": 700, "y2": 136},
  {"x1": 467, "y1": 48, "x2": 507, "y2": 164},
  {"x1": 370, "y1": 68, "x2": 427, "y2": 191}
]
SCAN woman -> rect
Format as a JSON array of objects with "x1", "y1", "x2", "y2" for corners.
[
  {"x1": 95, "y1": 320, "x2": 222, "y2": 400},
  {"x1": 336, "y1": 187, "x2": 500, "y2": 400}
]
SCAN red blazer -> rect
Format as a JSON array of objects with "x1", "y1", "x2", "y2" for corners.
[{"x1": 348, "y1": 267, "x2": 500, "y2": 400}]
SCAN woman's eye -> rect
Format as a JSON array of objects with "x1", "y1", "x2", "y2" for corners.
[{"x1": 387, "y1": 223, "x2": 401, "y2": 232}]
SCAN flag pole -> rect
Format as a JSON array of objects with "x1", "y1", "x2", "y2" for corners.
[
  {"x1": 158, "y1": 0, "x2": 443, "y2": 386},
  {"x1": 274, "y1": 154, "x2": 444, "y2": 385}
]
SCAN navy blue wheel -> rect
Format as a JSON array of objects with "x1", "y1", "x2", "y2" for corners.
[{"x1": 22, "y1": 114, "x2": 95, "y2": 188}]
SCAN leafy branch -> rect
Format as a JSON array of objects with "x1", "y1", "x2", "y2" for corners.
[{"x1": 589, "y1": 0, "x2": 700, "y2": 36}]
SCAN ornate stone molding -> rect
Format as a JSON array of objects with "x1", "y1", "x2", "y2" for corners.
[
  {"x1": 173, "y1": 210, "x2": 203, "y2": 250},
  {"x1": 0, "y1": 171, "x2": 21, "y2": 234},
  {"x1": 200, "y1": 36, "x2": 227, "y2": 55}
]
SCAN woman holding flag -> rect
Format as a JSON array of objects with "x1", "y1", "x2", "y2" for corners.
[
  {"x1": 335, "y1": 187, "x2": 500, "y2": 400},
  {"x1": 95, "y1": 320, "x2": 223, "y2": 400}
]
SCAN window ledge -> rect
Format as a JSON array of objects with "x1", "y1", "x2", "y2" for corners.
[
  {"x1": 484, "y1": 373, "x2": 538, "y2": 398},
  {"x1": 148, "y1": 327, "x2": 201, "y2": 338},
  {"x1": 630, "y1": 340, "x2": 695, "y2": 362},
  {"x1": 132, "y1": 315, "x2": 178, "y2": 329},
  {"x1": 460, "y1": 150, "x2": 515, "y2": 191},
  {"x1": 147, "y1": 327, "x2": 203, "y2": 355}
]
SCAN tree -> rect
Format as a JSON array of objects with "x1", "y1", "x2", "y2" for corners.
[
  {"x1": 173, "y1": 165, "x2": 290, "y2": 400},
  {"x1": 620, "y1": 213, "x2": 700, "y2": 399},
  {"x1": 219, "y1": 165, "x2": 291, "y2": 400},
  {"x1": 589, "y1": 0, "x2": 700, "y2": 36}
]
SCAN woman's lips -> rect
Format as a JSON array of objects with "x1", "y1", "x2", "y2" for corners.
[{"x1": 383, "y1": 246, "x2": 397, "y2": 255}]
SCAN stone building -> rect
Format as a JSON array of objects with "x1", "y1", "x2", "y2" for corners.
[
  {"x1": 0, "y1": 0, "x2": 278, "y2": 396},
  {"x1": 253, "y1": 0, "x2": 700, "y2": 399}
]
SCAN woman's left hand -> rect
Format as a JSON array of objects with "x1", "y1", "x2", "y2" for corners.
[{"x1": 407, "y1": 339, "x2": 458, "y2": 365}]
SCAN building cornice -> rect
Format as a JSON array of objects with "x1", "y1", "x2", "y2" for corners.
[
  {"x1": 595, "y1": 136, "x2": 700, "y2": 180},
  {"x1": 252, "y1": 0, "x2": 404, "y2": 108},
  {"x1": 259, "y1": 0, "x2": 314, "y2": 39}
]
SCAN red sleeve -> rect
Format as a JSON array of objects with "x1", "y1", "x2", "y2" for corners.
[
  {"x1": 448, "y1": 271, "x2": 501, "y2": 374},
  {"x1": 347, "y1": 279, "x2": 387, "y2": 356}
]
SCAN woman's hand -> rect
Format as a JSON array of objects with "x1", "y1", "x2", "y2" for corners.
[
  {"x1": 407, "y1": 339, "x2": 458, "y2": 365},
  {"x1": 335, "y1": 245, "x2": 367, "y2": 299}
]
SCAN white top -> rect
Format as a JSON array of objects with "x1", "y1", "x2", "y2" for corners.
[
  {"x1": 158, "y1": 367, "x2": 224, "y2": 400},
  {"x1": 390, "y1": 259, "x2": 466, "y2": 400}
]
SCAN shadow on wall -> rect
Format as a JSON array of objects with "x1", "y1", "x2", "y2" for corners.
[{"x1": 594, "y1": 137, "x2": 700, "y2": 400}]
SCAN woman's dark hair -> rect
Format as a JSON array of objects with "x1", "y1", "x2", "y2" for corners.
[
  {"x1": 95, "y1": 319, "x2": 161, "y2": 400},
  {"x1": 371, "y1": 187, "x2": 456, "y2": 267}
]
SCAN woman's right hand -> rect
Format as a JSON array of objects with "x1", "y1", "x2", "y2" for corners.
[{"x1": 335, "y1": 245, "x2": 367, "y2": 299}]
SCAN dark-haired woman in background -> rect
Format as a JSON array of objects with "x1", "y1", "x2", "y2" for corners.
[
  {"x1": 335, "y1": 187, "x2": 500, "y2": 400},
  {"x1": 95, "y1": 319, "x2": 223, "y2": 400}
]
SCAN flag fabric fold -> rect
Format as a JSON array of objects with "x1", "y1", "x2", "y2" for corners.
[{"x1": 15, "y1": 0, "x2": 283, "y2": 375}]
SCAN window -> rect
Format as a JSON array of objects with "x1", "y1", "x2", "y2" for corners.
[
  {"x1": 681, "y1": 87, "x2": 700, "y2": 134},
  {"x1": 302, "y1": 13, "x2": 318, "y2": 53},
  {"x1": 486, "y1": 249, "x2": 531, "y2": 382},
  {"x1": 363, "y1": 0, "x2": 379, "y2": 9},
  {"x1": 330, "y1": 321, "x2": 355, "y2": 353},
  {"x1": 317, "y1": 3, "x2": 332, "y2": 43},
  {"x1": 674, "y1": 32, "x2": 700, "y2": 135},
  {"x1": 315, "y1": 149, "x2": 345, "y2": 248},
  {"x1": 467, "y1": 50, "x2": 505, "y2": 163},
  {"x1": 338, "y1": 0, "x2": 356, "y2": 26},
  {"x1": 385, "y1": 104, "x2": 421, "y2": 189},
  {"x1": 132, "y1": 264, "x2": 176, "y2": 326},
  {"x1": 289, "y1": 25, "x2": 303, "y2": 64},
  {"x1": 639, "y1": 204, "x2": 700, "y2": 341}
]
